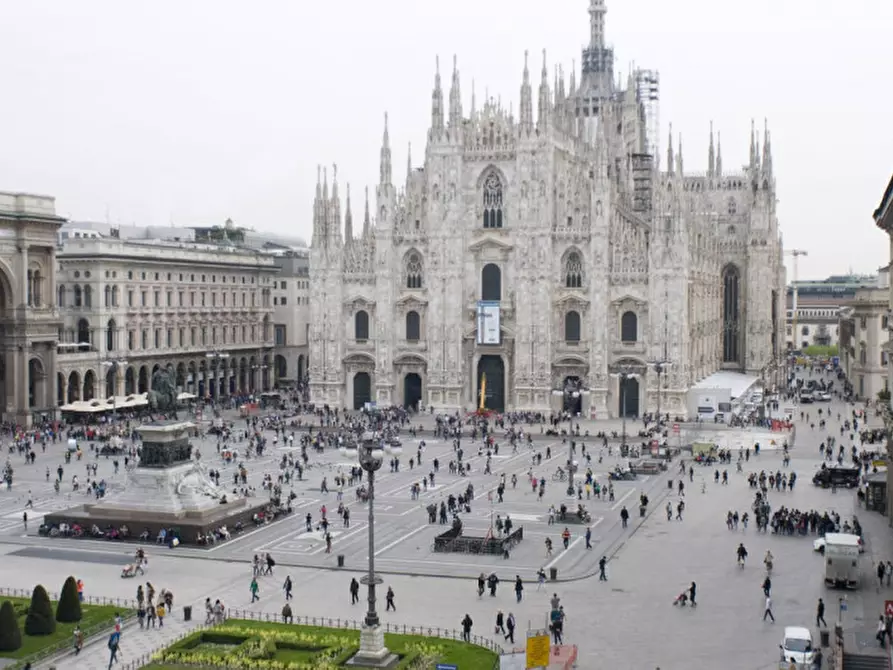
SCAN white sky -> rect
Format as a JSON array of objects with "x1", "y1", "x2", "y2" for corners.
[{"x1": 1, "y1": 0, "x2": 890, "y2": 280}]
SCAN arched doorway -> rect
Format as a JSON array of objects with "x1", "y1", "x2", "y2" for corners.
[
  {"x1": 619, "y1": 376, "x2": 639, "y2": 418},
  {"x1": 67, "y1": 371, "x2": 81, "y2": 402},
  {"x1": 82, "y1": 369, "x2": 96, "y2": 401},
  {"x1": 404, "y1": 373, "x2": 423, "y2": 410},
  {"x1": 353, "y1": 372, "x2": 372, "y2": 410},
  {"x1": 105, "y1": 367, "x2": 115, "y2": 398},
  {"x1": 187, "y1": 362, "x2": 197, "y2": 394},
  {"x1": 198, "y1": 360, "x2": 207, "y2": 397},
  {"x1": 239, "y1": 358, "x2": 247, "y2": 393},
  {"x1": 562, "y1": 376, "x2": 583, "y2": 415},
  {"x1": 477, "y1": 355, "x2": 505, "y2": 412},
  {"x1": 138, "y1": 366, "x2": 149, "y2": 393},
  {"x1": 176, "y1": 363, "x2": 186, "y2": 390},
  {"x1": 262, "y1": 355, "x2": 271, "y2": 390},
  {"x1": 28, "y1": 358, "x2": 45, "y2": 409},
  {"x1": 124, "y1": 367, "x2": 135, "y2": 395},
  {"x1": 274, "y1": 355, "x2": 287, "y2": 386},
  {"x1": 229, "y1": 360, "x2": 237, "y2": 394},
  {"x1": 57, "y1": 372, "x2": 65, "y2": 405}
]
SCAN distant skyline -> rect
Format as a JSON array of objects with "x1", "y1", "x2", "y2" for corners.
[{"x1": 0, "y1": 0, "x2": 890, "y2": 279}]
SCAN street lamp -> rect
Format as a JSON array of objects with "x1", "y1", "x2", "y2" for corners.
[
  {"x1": 611, "y1": 365, "x2": 641, "y2": 456},
  {"x1": 339, "y1": 434, "x2": 401, "y2": 667},
  {"x1": 100, "y1": 358, "x2": 128, "y2": 418},
  {"x1": 205, "y1": 351, "x2": 230, "y2": 404},
  {"x1": 648, "y1": 360, "x2": 672, "y2": 431}
]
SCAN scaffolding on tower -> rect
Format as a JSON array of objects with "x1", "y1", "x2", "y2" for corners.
[{"x1": 635, "y1": 68, "x2": 660, "y2": 167}]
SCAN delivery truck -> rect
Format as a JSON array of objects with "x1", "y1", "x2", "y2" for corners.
[{"x1": 824, "y1": 533, "x2": 861, "y2": 589}]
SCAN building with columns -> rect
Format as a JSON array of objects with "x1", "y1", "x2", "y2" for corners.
[
  {"x1": 874, "y1": 175, "x2": 893, "y2": 400},
  {"x1": 309, "y1": 0, "x2": 786, "y2": 417},
  {"x1": 0, "y1": 192, "x2": 65, "y2": 426},
  {"x1": 270, "y1": 250, "x2": 311, "y2": 386},
  {"x1": 56, "y1": 236, "x2": 279, "y2": 405},
  {"x1": 837, "y1": 267, "x2": 890, "y2": 400}
]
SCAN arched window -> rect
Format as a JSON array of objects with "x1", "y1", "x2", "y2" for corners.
[
  {"x1": 104, "y1": 285, "x2": 112, "y2": 307},
  {"x1": 482, "y1": 172, "x2": 504, "y2": 229},
  {"x1": 73, "y1": 285, "x2": 83, "y2": 307},
  {"x1": 112, "y1": 285, "x2": 119, "y2": 306},
  {"x1": 481, "y1": 263, "x2": 502, "y2": 301},
  {"x1": 57, "y1": 284, "x2": 66, "y2": 307},
  {"x1": 801, "y1": 326, "x2": 809, "y2": 336},
  {"x1": 564, "y1": 251, "x2": 583, "y2": 288},
  {"x1": 106, "y1": 319, "x2": 116, "y2": 351},
  {"x1": 406, "y1": 253, "x2": 423, "y2": 289},
  {"x1": 77, "y1": 318, "x2": 90, "y2": 346},
  {"x1": 621, "y1": 311, "x2": 638, "y2": 342},
  {"x1": 565, "y1": 311, "x2": 581, "y2": 342},
  {"x1": 722, "y1": 265, "x2": 740, "y2": 363},
  {"x1": 405, "y1": 311, "x2": 421, "y2": 341},
  {"x1": 355, "y1": 310, "x2": 370, "y2": 341},
  {"x1": 727, "y1": 198, "x2": 737, "y2": 215},
  {"x1": 84, "y1": 285, "x2": 93, "y2": 308}
]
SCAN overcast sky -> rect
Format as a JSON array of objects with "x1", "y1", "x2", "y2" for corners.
[{"x1": 1, "y1": 0, "x2": 890, "y2": 280}]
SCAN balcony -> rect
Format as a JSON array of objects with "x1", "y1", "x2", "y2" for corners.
[{"x1": 556, "y1": 340, "x2": 590, "y2": 356}]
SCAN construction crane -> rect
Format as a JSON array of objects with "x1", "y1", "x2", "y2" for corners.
[{"x1": 785, "y1": 249, "x2": 808, "y2": 353}]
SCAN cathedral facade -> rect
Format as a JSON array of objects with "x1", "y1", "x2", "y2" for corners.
[{"x1": 309, "y1": 0, "x2": 786, "y2": 418}]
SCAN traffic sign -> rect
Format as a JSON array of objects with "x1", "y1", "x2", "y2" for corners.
[
  {"x1": 526, "y1": 631, "x2": 550, "y2": 668},
  {"x1": 672, "y1": 423, "x2": 680, "y2": 434},
  {"x1": 436, "y1": 665, "x2": 458, "y2": 670},
  {"x1": 885, "y1": 600, "x2": 893, "y2": 616}
]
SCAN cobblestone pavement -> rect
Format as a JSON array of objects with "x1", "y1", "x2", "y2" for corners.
[{"x1": 8, "y1": 375, "x2": 893, "y2": 668}]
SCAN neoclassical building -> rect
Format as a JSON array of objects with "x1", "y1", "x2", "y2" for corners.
[
  {"x1": 309, "y1": 0, "x2": 786, "y2": 417},
  {"x1": 0, "y1": 192, "x2": 65, "y2": 426},
  {"x1": 56, "y1": 237, "x2": 279, "y2": 405}
]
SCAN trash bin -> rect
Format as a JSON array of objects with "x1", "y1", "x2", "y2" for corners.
[
  {"x1": 639, "y1": 505, "x2": 646, "y2": 518},
  {"x1": 819, "y1": 629, "x2": 830, "y2": 647},
  {"x1": 183, "y1": 605, "x2": 192, "y2": 622},
  {"x1": 337, "y1": 554, "x2": 345, "y2": 567},
  {"x1": 667, "y1": 480, "x2": 673, "y2": 490},
  {"x1": 549, "y1": 567, "x2": 558, "y2": 581}
]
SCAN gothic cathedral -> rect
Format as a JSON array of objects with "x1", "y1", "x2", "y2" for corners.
[{"x1": 309, "y1": 0, "x2": 786, "y2": 418}]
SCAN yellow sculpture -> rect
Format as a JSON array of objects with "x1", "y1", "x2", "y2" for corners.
[{"x1": 479, "y1": 373, "x2": 487, "y2": 411}]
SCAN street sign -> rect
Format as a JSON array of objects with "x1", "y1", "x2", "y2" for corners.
[
  {"x1": 526, "y1": 632, "x2": 550, "y2": 669},
  {"x1": 672, "y1": 423, "x2": 680, "y2": 434},
  {"x1": 436, "y1": 665, "x2": 458, "y2": 670},
  {"x1": 885, "y1": 600, "x2": 893, "y2": 616}
]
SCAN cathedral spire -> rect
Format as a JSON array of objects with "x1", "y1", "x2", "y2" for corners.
[
  {"x1": 519, "y1": 51, "x2": 533, "y2": 136},
  {"x1": 363, "y1": 186, "x2": 371, "y2": 238},
  {"x1": 312, "y1": 165, "x2": 324, "y2": 247},
  {"x1": 716, "y1": 131, "x2": 723, "y2": 178},
  {"x1": 666, "y1": 124, "x2": 674, "y2": 175},
  {"x1": 448, "y1": 55, "x2": 463, "y2": 128},
  {"x1": 537, "y1": 49, "x2": 550, "y2": 133},
  {"x1": 380, "y1": 112, "x2": 392, "y2": 186},
  {"x1": 430, "y1": 56, "x2": 444, "y2": 136},
  {"x1": 588, "y1": 0, "x2": 607, "y2": 49},
  {"x1": 330, "y1": 163, "x2": 342, "y2": 248},
  {"x1": 406, "y1": 142, "x2": 412, "y2": 186},
  {"x1": 471, "y1": 79, "x2": 476, "y2": 117},
  {"x1": 762, "y1": 119, "x2": 772, "y2": 181},
  {"x1": 749, "y1": 118, "x2": 757, "y2": 171},
  {"x1": 344, "y1": 182, "x2": 353, "y2": 245},
  {"x1": 708, "y1": 121, "x2": 715, "y2": 177},
  {"x1": 676, "y1": 133, "x2": 684, "y2": 176}
]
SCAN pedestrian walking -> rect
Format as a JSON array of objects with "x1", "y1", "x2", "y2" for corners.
[
  {"x1": 350, "y1": 577, "x2": 360, "y2": 604},
  {"x1": 505, "y1": 612, "x2": 516, "y2": 644},
  {"x1": 816, "y1": 598, "x2": 827, "y2": 627},
  {"x1": 514, "y1": 575, "x2": 523, "y2": 602},
  {"x1": 561, "y1": 527, "x2": 570, "y2": 550},
  {"x1": 73, "y1": 625, "x2": 84, "y2": 655},
  {"x1": 536, "y1": 568, "x2": 546, "y2": 590},
  {"x1": 156, "y1": 601, "x2": 165, "y2": 627},
  {"x1": 598, "y1": 556, "x2": 608, "y2": 581},
  {"x1": 763, "y1": 595, "x2": 775, "y2": 622},
  {"x1": 250, "y1": 577, "x2": 260, "y2": 603},
  {"x1": 585, "y1": 526, "x2": 592, "y2": 549},
  {"x1": 689, "y1": 582, "x2": 697, "y2": 606},
  {"x1": 495, "y1": 610, "x2": 505, "y2": 635},
  {"x1": 385, "y1": 587, "x2": 395, "y2": 611},
  {"x1": 461, "y1": 614, "x2": 473, "y2": 643},
  {"x1": 283, "y1": 576, "x2": 293, "y2": 600},
  {"x1": 620, "y1": 506, "x2": 629, "y2": 529}
]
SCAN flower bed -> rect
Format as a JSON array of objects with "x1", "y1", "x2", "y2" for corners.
[{"x1": 149, "y1": 620, "x2": 499, "y2": 670}]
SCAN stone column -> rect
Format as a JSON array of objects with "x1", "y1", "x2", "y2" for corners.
[{"x1": 16, "y1": 347, "x2": 30, "y2": 426}]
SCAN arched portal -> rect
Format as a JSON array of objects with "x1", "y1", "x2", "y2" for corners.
[
  {"x1": 353, "y1": 371, "x2": 372, "y2": 410},
  {"x1": 105, "y1": 367, "x2": 115, "y2": 398},
  {"x1": 562, "y1": 376, "x2": 583, "y2": 415},
  {"x1": 239, "y1": 358, "x2": 247, "y2": 393},
  {"x1": 67, "y1": 371, "x2": 81, "y2": 402},
  {"x1": 722, "y1": 265, "x2": 741, "y2": 363},
  {"x1": 124, "y1": 367, "x2": 135, "y2": 395},
  {"x1": 57, "y1": 372, "x2": 65, "y2": 405},
  {"x1": 403, "y1": 373, "x2": 423, "y2": 410},
  {"x1": 481, "y1": 264, "x2": 502, "y2": 302},
  {"x1": 28, "y1": 358, "x2": 46, "y2": 409},
  {"x1": 82, "y1": 369, "x2": 96, "y2": 401},
  {"x1": 137, "y1": 366, "x2": 149, "y2": 394},
  {"x1": 477, "y1": 355, "x2": 505, "y2": 412},
  {"x1": 274, "y1": 355, "x2": 287, "y2": 385},
  {"x1": 176, "y1": 363, "x2": 186, "y2": 389},
  {"x1": 619, "y1": 376, "x2": 639, "y2": 418}
]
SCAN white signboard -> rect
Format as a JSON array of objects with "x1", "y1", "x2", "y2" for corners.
[{"x1": 477, "y1": 301, "x2": 501, "y2": 345}]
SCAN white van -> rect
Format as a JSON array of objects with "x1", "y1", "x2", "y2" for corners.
[{"x1": 779, "y1": 626, "x2": 815, "y2": 665}]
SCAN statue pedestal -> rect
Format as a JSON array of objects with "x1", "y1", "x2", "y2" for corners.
[{"x1": 345, "y1": 625, "x2": 398, "y2": 668}]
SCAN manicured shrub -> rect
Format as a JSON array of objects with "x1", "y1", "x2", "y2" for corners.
[
  {"x1": 56, "y1": 576, "x2": 82, "y2": 623},
  {"x1": 24, "y1": 585, "x2": 56, "y2": 635},
  {"x1": 0, "y1": 601, "x2": 21, "y2": 651}
]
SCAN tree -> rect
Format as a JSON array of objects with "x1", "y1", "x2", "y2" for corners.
[
  {"x1": 56, "y1": 576, "x2": 82, "y2": 623},
  {"x1": 24, "y1": 585, "x2": 55, "y2": 635},
  {"x1": 0, "y1": 601, "x2": 21, "y2": 652}
]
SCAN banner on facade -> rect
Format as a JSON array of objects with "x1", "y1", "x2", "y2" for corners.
[{"x1": 477, "y1": 301, "x2": 501, "y2": 345}]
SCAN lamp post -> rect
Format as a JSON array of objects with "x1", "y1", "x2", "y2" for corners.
[
  {"x1": 100, "y1": 358, "x2": 128, "y2": 418},
  {"x1": 611, "y1": 364, "x2": 640, "y2": 456},
  {"x1": 648, "y1": 360, "x2": 672, "y2": 431},
  {"x1": 340, "y1": 434, "x2": 401, "y2": 667}
]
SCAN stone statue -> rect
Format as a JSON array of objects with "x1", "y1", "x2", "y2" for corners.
[{"x1": 148, "y1": 368, "x2": 178, "y2": 416}]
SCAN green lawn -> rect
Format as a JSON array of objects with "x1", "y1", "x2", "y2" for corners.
[
  {"x1": 147, "y1": 620, "x2": 499, "y2": 670},
  {"x1": 0, "y1": 596, "x2": 126, "y2": 662}
]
